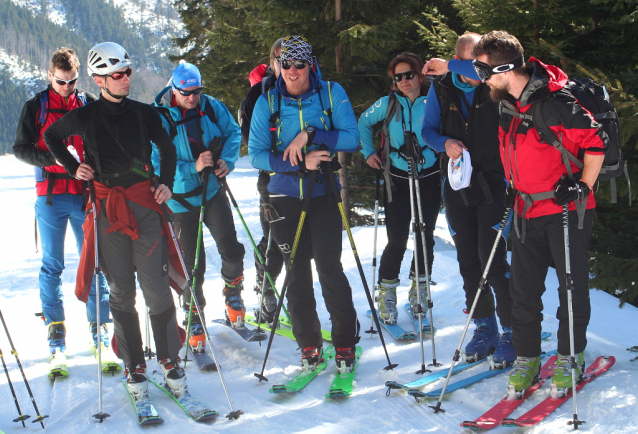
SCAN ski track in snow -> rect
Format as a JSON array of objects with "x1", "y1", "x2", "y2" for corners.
[{"x1": 0, "y1": 154, "x2": 637, "y2": 433}]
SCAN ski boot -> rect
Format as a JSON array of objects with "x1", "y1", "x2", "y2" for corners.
[
  {"x1": 376, "y1": 279, "x2": 399, "y2": 325},
  {"x1": 125, "y1": 363, "x2": 149, "y2": 401},
  {"x1": 90, "y1": 322, "x2": 110, "y2": 348},
  {"x1": 48, "y1": 322, "x2": 66, "y2": 354},
  {"x1": 183, "y1": 304, "x2": 205, "y2": 352},
  {"x1": 551, "y1": 352, "x2": 585, "y2": 398},
  {"x1": 507, "y1": 356, "x2": 541, "y2": 400},
  {"x1": 300, "y1": 346, "x2": 323, "y2": 372},
  {"x1": 159, "y1": 358, "x2": 187, "y2": 398},
  {"x1": 490, "y1": 326, "x2": 515, "y2": 369},
  {"x1": 463, "y1": 314, "x2": 499, "y2": 363},
  {"x1": 408, "y1": 273, "x2": 428, "y2": 317},
  {"x1": 254, "y1": 274, "x2": 278, "y2": 325},
  {"x1": 223, "y1": 276, "x2": 246, "y2": 328},
  {"x1": 335, "y1": 346, "x2": 357, "y2": 375}
]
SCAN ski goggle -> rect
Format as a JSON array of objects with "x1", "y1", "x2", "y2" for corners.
[
  {"x1": 278, "y1": 59, "x2": 307, "y2": 70},
  {"x1": 52, "y1": 75, "x2": 78, "y2": 86},
  {"x1": 177, "y1": 87, "x2": 203, "y2": 96},
  {"x1": 472, "y1": 56, "x2": 525, "y2": 82},
  {"x1": 106, "y1": 68, "x2": 132, "y2": 80},
  {"x1": 393, "y1": 71, "x2": 417, "y2": 82}
]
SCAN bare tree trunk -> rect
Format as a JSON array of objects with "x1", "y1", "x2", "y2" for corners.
[{"x1": 335, "y1": 0, "x2": 351, "y2": 224}]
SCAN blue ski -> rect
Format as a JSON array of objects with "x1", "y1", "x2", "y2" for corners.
[
  {"x1": 404, "y1": 303, "x2": 435, "y2": 335},
  {"x1": 366, "y1": 310, "x2": 416, "y2": 341},
  {"x1": 121, "y1": 378, "x2": 163, "y2": 425},
  {"x1": 148, "y1": 371, "x2": 217, "y2": 422},
  {"x1": 385, "y1": 359, "x2": 487, "y2": 393}
]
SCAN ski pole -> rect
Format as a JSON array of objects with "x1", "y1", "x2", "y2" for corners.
[
  {"x1": 403, "y1": 132, "x2": 430, "y2": 375},
  {"x1": 429, "y1": 207, "x2": 512, "y2": 414},
  {"x1": 88, "y1": 181, "x2": 110, "y2": 423},
  {"x1": 143, "y1": 308, "x2": 155, "y2": 359},
  {"x1": 220, "y1": 178, "x2": 291, "y2": 322},
  {"x1": 563, "y1": 205, "x2": 584, "y2": 429},
  {"x1": 0, "y1": 310, "x2": 48, "y2": 428},
  {"x1": 321, "y1": 158, "x2": 397, "y2": 371},
  {"x1": 0, "y1": 347, "x2": 30, "y2": 426},
  {"x1": 254, "y1": 211, "x2": 285, "y2": 332},
  {"x1": 412, "y1": 161, "x2": 440, "y2": 369},
  {"x1": 155, "y1": 176, "x2": 244, "y2": 420},
  {"x1": 254, "y1": 170, "x2": 319, "y2": 382},
  {"x1": 366, "y1": 166, "x2": 381, "y2": 338}
]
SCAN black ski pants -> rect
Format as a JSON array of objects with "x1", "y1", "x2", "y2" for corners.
[
  {"x1": 255, "y1": 171, "x2": 284, "y2": 287},
  {"x1": 510, "y1": 209, "x2": 593, "y2": 357},
  {"x1": 172, "y1": 186, "x2": 245, "y2": 310},
  {"x1": 444, "y1": 178, "x2": 512, "y2": 325},
  {"x1": 270, "y1": 194, "x2": 360, "y2": 349},
  {"x1": 98, "y1": 200, "x2": 182, "y2": 370},
  {"x1": 378, "y1": 170, "x2": 441, "y2": 282}
]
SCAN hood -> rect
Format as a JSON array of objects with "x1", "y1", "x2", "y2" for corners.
[
  {"x1": 518, "y1": 57, "x2": 569, "y2": 107},
  {"x1": 275, "y1": 68, "x2": 320, "y2": 102},
  {"x1": 155, "y1": 85, "x2": 173, "y2": 107}
]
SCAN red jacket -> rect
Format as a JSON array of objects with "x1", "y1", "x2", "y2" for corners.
[
  {"x1": 76, "y1": 179, "x2": 188, "y2": 302},
  {"x1": 13, "y1": 87, "x2": 93, "y2": 196},
  {"x1": 498, "y1": 58, "x2": 606, "y2": 218}
]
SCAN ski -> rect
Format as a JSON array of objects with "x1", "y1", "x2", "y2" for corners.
[
  {"x1": 212, "y1": 318, "x2": 267, "y2": 342},
  {"x1": 326, "y1": 346, "x2": 363, "y2": 398},
  {"x1": 279, "y1": 316, "x2": 332, "y2": 342},
  {"x1": 501, "y1": 355, "x2": 615, "y2": 428},
  {"x1": 183, "y1": 343, "x2": 217, "y2": 372},
  {"x1": 244, "y1": 314, "x2": 296, "y2": 340},
  {"x1": 366, "y1": 310, "x2": 416, "y2": 341},
  {"x1": 148, "y1": 370, "x2": 217, "y2": 422},
  {"x1": 270, "y1": 346, "x2": 336, "y2": 394},
  {"x1": 91, "y1": 343, "x2": 122, "y2": 374},
  {"x1": 385, "y1": 359, "x2": 486, "y2": 394},
  {"x1": 404, "y1": 304, "x2": 435, "y2": 335},
  {"x1": 48, "y1": 348, "x2": 68, "y2": 380},
  {"x1": 413, "y1": 350, "x2": 557, "y2": 399},
  {"x1": 121, "y1": 378, "x2": 163, "y2": 425},
  {"x1": 460, "y1": 355, "x2": 557, "y2": 430}
]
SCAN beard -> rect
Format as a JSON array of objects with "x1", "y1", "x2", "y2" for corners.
[{"x1": 489, "y1": 82, "x2": 510, "y2": 102}]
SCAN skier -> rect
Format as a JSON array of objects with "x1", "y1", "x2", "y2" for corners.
[
  {"x1": 248, "y1": 36, "x2": 361, "y2": 373},
  {"x1": 13, "y1": 47, "x2": 111, "y2": 356},
  {"x1": 151, "y1": 61, "x2": 246, "y2": 345},
  {"x1": 471, "y1": 31, "x2": 606, "y2": 393},
  {"x1": 239, "y1": 38, "x2": 285, "y2": 324},
  {"x1": 358, "y1": 52, "x2": 441, "y2": 326},
  {"x1": 420, "y1": 33, "x2": 515, "y2": 366},
  {"x1": 44, "y1": 42, "x2": 188, "y2": 399}
]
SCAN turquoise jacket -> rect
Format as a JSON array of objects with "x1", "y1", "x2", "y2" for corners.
[
  {"x1": 151, "y1": 86, "x2": 241, "y2": 213},
  {"x1": 358, "y1": 93, "x2": 437, "y2": 173}
]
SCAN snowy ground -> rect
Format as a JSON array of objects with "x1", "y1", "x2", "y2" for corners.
[{"x1": 0, "y1": 154, "x2": 637, "y2": 434}]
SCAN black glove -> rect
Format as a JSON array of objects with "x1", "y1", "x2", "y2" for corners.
[
  {"x1": 504, "y1": 185, "x2": 516, "y2": 208},
  {"x1": 554, "y1": 177, "x2": 591, "y2": 205}
]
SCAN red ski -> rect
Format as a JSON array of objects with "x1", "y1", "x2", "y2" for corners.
[
  {"x1": 501, "y1": 356, "x2": 615, "y2": 428},
  {"x1": 461, "y1": 355, "x2": 557, "y2": 430}
]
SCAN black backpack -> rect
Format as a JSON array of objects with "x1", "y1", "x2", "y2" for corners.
[{"x1": 530, "y1": 77, "x2": 629, "y2": 204}]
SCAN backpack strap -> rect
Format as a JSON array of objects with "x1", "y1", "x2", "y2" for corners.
[
  {"x1": 268, "y1": 89, "x2": 281, "y2": 157},
  {"x1": 381, "y1": 93, "x2": 400, "y2": 203}
]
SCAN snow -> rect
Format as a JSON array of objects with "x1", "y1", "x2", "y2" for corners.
[{"x1": 0, "y1": 154, "x2": 637, "y2": 433}]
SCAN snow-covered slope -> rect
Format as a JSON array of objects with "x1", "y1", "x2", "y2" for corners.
[{"x1": 0, "y1": 155, "x2": 636, "y2": 433}]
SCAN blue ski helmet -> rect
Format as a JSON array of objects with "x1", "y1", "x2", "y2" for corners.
[{"x1": 171, "y1": 60, "x2": 202, "y2": 89}]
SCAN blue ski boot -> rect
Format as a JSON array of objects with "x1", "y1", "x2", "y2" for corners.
[
  {"x1": 464, "y1": 314, "x2": 499, "y2": 363},
  {"x1": 490, "y1": 326, "x2": 515, "y2": 369},
  {"x1": 90, "y1": 322, "x2": 110, "y2": 348}
]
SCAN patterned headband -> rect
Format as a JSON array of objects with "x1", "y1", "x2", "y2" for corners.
[{"x1": 280, "y1": 35, "x2": 313, "y2": 64}]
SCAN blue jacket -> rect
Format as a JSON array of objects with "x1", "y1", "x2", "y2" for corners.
[
  {"x1": 248, "y1": 70, "x2": 359, "y2": 198},
  {"x1": 151, "y1": 86, "x2": 241, "y2": 213},
  {"x1": 359, "y1": 93, "x2": 437, "y2": 173}
]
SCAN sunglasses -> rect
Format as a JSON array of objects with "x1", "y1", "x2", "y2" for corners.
[
  {"x1": 393, "y1": 71, "x2": 417, "y2": 82},
  {"x1": 52, "y1": 76, "x2": 78, "y2": 86},
  {"x1": 278, "y1": 59, "x2": 307, "y2": 70},
  {"x1": 472, "y1": 56, "x2": 525, "y2": 82},
  {"x1": 177, "y1": 87, "x2": 203, "y2": 96},
  {"x1": 106, "y1": 68, "x2": 132, "y2": 80}
]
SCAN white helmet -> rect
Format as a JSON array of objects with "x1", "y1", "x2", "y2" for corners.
[{"x1": 87, "y1": 42, "x2": 132, "y2": 77}]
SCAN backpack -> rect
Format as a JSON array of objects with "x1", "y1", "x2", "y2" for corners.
[
  {"x1": 155, "y1": 101, "x2": 217, "y2": 140},
  {"x1": 529, "y1": 77, "x2": 629, "y2": 204},
  {"x1": 36, "y1": 89, "x2": 88, "y2": 133}
]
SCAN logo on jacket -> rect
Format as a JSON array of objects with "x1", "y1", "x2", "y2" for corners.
[
  {"x1": 449, "y1": 103, "x2": 458, "y2": 111},
  {"x1": 279, "y1": 243, "x2": 291, "y2": 254}
]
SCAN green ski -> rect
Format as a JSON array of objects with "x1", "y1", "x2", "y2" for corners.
[
  {"x1": 48, "y1": 349, "x2": 68, "y2": 380},
  {"x1": 326, "y1": 346, "x2": 363, "y2": 398},
  {"x1": 244, "y1": 314, "x2": 296, "y2": 340},
  {"x1": 91, "y1": 343, "x2": 122, "y2": 374},
  {"x1": 270, "y1": 346, "x2": 336, "y2": 394},
  {"x1": 279, "y1": 317, "x2": 332, "y2": 342}
]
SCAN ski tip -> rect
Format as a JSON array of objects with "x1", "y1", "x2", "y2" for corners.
[
  {"x1": 139, "y1": 416, "x2": 164, "y2": 426},
  {"x1": 500, "y1": 418, "x2": 519, "y2": 427},
  {"x1": 269, "y1": 385, "x2": 288, "y2": 394},
  {"x1": 226, "y1": 410, "x2": 243, "y2": 420},
  {"x1": 460, "y1": 420, "x2": 479, "y2": 429},
  {"x1": 384, "y1": 381, "x2": 404, "y2": 389}
]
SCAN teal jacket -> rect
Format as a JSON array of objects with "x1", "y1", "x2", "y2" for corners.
[
  {"x1": 358, "y1": 93, "x2": 437, "y2": 173},
  {"x1": 151, "y1": 86, "x2": 241, "y2": 213}
]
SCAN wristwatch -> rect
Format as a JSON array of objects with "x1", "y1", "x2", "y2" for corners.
[{"x1": 305, "y1": 126, "x2": 316, "y2": 145}]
